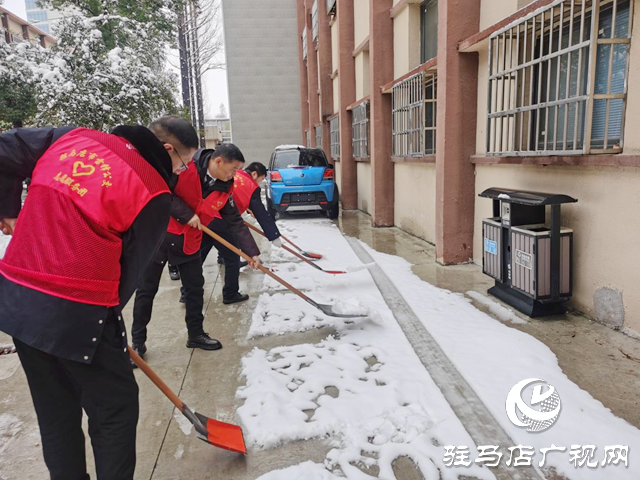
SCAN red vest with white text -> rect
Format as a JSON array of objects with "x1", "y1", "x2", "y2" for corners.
[
  {"x1": 231, "y1": 169, "x2": 259, "y2": 215},
  {"x1": 0, "y1": 128, "x2": 169, "y2": 306},
  {"x1": 167, "y1": 161, "x2": 230, "y2": 255}
]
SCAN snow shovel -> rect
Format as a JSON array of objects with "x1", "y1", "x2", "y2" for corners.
[
  {"x1": 244, "y1": 221, "x2": 346, "y2": 275},
  {"x1": 127, "y1": 345, "x2": 247, "y2": 455},
  {"x1": 247, "y1": 209, "x2": 323, "y2": 259},
  {"x1": 202, "y1": 225, "x2": 366, "y2": 319}
]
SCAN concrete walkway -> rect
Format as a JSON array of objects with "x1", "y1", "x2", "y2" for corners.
[{"x1": 0, "y1": 210, "x2": 639, "y2": 480}]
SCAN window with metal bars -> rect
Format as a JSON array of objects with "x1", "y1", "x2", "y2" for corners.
[
  {"x1": 302, "y1": 28, "x2": 308, "y2": 60},
  {"x1": 312, "y1": 0, "x2": 319, "y2": 41},
  {"x1": 352, "y1": 101, "x2": 370, "y2": 158},
  {"x1": 315, "y1": 124, "x2": 322, "y2": 150},
  {"x1": 392, "y1": 72, "x2": 438, "y2": 156},
  {"x1": 487, "y1": 0, "x2": 632, "y2": 156},
  {"x1": 330, "y1": 116, "x2": 340, "y2": 158}
]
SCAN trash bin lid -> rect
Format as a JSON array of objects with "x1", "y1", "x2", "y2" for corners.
[{"x1": 479, "y1": 188, "x2": 577, "y2": 206}]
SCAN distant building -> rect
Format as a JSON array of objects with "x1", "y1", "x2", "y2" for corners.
[
  {"x1": 221, "y1": 0, "x2": 302, "y2": 165},
  {"x1": 24, "y1": 0, "x2": 74, "y2": 35},
  {"x1": 205, "y1": 118, "x2": 232, "y2": 144},
  {"x1": 1, "y1": 7, "x2": 56, "y2": 47}
]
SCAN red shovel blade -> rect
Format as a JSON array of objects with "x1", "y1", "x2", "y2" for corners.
[
  {"x1": 302, "y1": 251, "x2": 323, "y2": 259},
  {"x1": 193, "y1": 411, "x2": 247, "y2": 454}
]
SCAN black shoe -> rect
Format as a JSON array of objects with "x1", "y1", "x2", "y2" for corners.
[
  {"x1": 223, "y1": 293, "x2": 249, "y2": 305},
  {"x1": 217, "y1": 257, "x2": 224, "y2": 265},
  {"x1": 179, "y1": 291, "x2": 186, "y2": 304},
  {"x1": 130, "y1": 343, "x2": 147, "y2": 369},
  {"x1": 186, "y1": 333, "x2": 222, "y2": 350},
  {"x1": 169, "y1": 264, "x2": 180, "y2": 281},
  {"x1": 238, "y1": 261, "x2": 248, "y2": 269}
]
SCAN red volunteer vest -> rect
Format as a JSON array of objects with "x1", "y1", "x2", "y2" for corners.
[
  {"x1": 231, "y1": 169, "x2": 259, "y2": 215},
  {"x1": 167, "y1": 162, "x2": 230, "y2": 255},
  {"x1": 0, "y1": 128, "x2": 169, "y2": 306}
]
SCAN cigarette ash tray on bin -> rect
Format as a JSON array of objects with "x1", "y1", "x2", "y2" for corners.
[{"x1": 479, "y1": 187, "x2": 577, "y2": 317}]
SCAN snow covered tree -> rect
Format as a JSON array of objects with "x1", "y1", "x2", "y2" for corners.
[{"x1": 29, "y1": 14, "x2": 179, "y2": 130}]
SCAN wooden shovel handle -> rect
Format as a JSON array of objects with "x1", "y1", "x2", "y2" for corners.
[
  {"x1": 243, "y1": 221, "x2": 316, "y2": 267},
  {"x1": 201, "y1": 225, "x2": 310, "y2": 302},
  {"x1": 128, "y1": 345, "x2": 184, "y2": 411},
  {"x1": 246, "y1": 209, "x2": 302, "y2": 252}
]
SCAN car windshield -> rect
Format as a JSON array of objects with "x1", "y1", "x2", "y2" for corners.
[{"x1": 273, "y1": 150, "x2": 328, "y2": 169}]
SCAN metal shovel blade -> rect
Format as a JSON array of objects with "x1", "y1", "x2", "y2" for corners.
[
  {"x1": 308, "y1": 298, "x2": 368, "y2": 319},
  {"x1": 183, "y1": 405, "x2": 247, "y2": 454}
]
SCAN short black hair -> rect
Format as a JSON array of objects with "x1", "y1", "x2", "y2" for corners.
[
  {"x1": 245, "y1": 162, "x2": 267, "y2": 177},
  {"x1": 212, "y1": 143, "x2": 245, "y2": 164},
  {"x1": 149, "y1": 115, "x2": 199, "y2": 150}
]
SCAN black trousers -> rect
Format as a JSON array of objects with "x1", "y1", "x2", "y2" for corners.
[
  {"x1": 14, "y1": 313, "x2": 138, "y2": 480},
  {"x1": 200, "y1": 218, "x2": 241, "y2": 300},
  {"x1": 132, "y1": 257, "x2": 205, "y2": 344}
]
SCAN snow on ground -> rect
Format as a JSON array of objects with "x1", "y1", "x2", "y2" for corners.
[
  {"x1": 465, "y1": 290, "x2": 528, "y2": 324},
  {"x1": 0, "y1": 233, "x2": 9, "y2": 259},
  {"x1": 240, "y1": 218, "x2": 640, "y2": 480}
]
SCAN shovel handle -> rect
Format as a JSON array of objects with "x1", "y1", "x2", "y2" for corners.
[
  {"x1": 128, "y1": 345, "x2": 184, "y2": 412},
  {"x1": 246, "y1": 209, "x2": 303, "y2": 253},
  {"x1": 201, "y1": 225, "x2": 310, "y2": 303},
  {"x1": 243, "y1": 221, "x2": 318, "y2": 268}
]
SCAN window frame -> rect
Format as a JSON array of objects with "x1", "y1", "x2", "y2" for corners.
[
  {"x1": 392, "y1": 71, "x2": 438, "y2": 157},
  {"x1": 315, "y1": 124, "x2": 322, "y2": 150},
  {"x1": 486, "y1": 0, "x2": 633, "y2": 156},
  {"x1": 312, "y1": 0, "x2": 319, "y2": 42},
  {"x1": 302, "y1": 28, "x2": 308, "y2": 60},
  {"x1": 420, "y1": 0, "x2": 438, "y2": 64},
  {"x1": 352, "y1": 101, "x2": 370, "y2": 159},
  {"x1": 330, "y1": 116, "x2": 340, "y2": 159}
]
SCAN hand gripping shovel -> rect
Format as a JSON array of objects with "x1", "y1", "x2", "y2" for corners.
[
  {"x1": 243, "y1": 221, "x2": 346, "y2": 275},
  {"x1": 128, "y1": 346, "x2": 247, "y2": 454},
  {"x1": 202, "y1": 225, "x2": 366, "y2": 319},
  {"x1": 246, "y1": 209, "x2": 323, "y2": 259}
]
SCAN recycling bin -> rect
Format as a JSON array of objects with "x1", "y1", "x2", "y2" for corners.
[{"x1": 479, "y1": 188, "x2": 577, "y2": 317}]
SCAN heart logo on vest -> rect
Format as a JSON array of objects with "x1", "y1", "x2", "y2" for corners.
[{"x1": 72, "y1": 161, "x2": 96, "y2": 177}]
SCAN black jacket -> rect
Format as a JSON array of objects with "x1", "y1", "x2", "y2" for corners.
[
  {"x1": 155, "y1": 148, "x2": 260, "y2": 264},
  {"x1": 0, "y1": 127, "x2": 172, "y2": 363},
  {"x1": 249, "y1": 187, "x2": 280, "y2": 241}
]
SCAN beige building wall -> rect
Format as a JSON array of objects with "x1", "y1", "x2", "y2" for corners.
[
  {"x1": 357, "y1": 162, "x2": 372, "y2": 213},
  {"x1": 479, "y1": 0, "x2": 519, "y2": 30},
  {"x1": 333, "y1": 77, "x2": 340, "y2": 113},
  {"x1": 394, "y1": 163, "x2": 437, "y2": 244},
  {"x1": 392, "y1": 4, "x2": 421, "y2": 78},
  {"x1": 353, "y1": 0, "x2": 370, "y2": 46},
  {"x1": 331, "y1": 19, "x2": 339, "y2": 72},
  {"x1": 335, "y1": 161, "x2": 342, "y2": 191},
  {"x1": 355, "y1": 51, "x2": 370, "y2": 100}
]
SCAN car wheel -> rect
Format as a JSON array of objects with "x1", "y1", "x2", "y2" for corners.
[
  {"x1": 327, "y1": 186, "x2": 340, "y2": 219},
  {"x1": 267, "y1": 199, "x2": 278, "y2": 220}
]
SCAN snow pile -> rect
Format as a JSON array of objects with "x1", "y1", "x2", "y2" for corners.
[
  {"x1": 465, "y1": 290, "x2": 528, "y2": 324},
  {"x1": 241, "y1": 219, "x2": 493, "y2": 479},
  {"x1": 241, "y1": 218, "x2": 640, "y2": 479}
]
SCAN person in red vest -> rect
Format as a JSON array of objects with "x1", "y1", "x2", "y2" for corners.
[
  {"x1": 230, "y1": 162, "x2": 282, "y2": 245},
  {"x1": 0, "y1": 125, "x2": 184, "y2": 479},
  {"x1": 195, "y1": 161, "x2": 282, "y2": 270},
  {"x1": 131, "y1": 118, "x2": 261, "y2": 360}
]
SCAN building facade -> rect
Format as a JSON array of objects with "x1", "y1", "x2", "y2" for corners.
[
  {"x1": 221, "y1": 0, "x2": 303, "y2": 165},
  {"x1": 1, "y1": 7, "x2": 56, "y2": 47},
  {"x1": 24, "y1": 0, "x2": 70, "y2": 34},
  {"x1": 297, "y1": 0, "x2": 640, "y2": 335}
]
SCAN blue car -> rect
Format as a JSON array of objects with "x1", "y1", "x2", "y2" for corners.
[{"x1": 266, "y1": 145, "x2": 340, "y2": 219}]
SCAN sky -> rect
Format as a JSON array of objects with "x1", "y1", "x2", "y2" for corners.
[{"x1": 2, "y1": 0, "x2": 230, "y2": 119}]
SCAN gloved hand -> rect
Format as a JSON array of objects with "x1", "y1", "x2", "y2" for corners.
[{"x1": 272, "y1": 237, "x2": 283, "y2": 248}]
